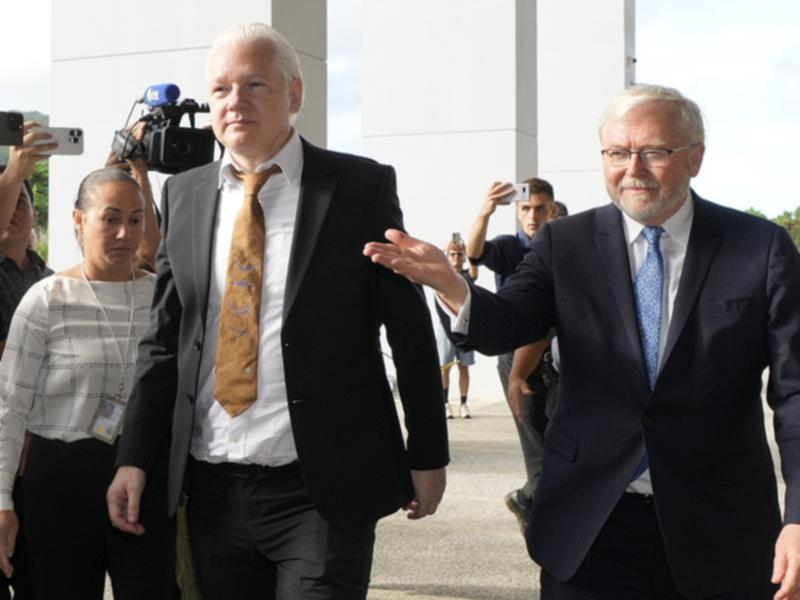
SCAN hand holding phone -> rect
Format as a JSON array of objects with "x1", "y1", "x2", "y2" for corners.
[
  {"x1": 0, "y1": 112, "x2": 24, "y2": 146},
  {"x1": 510, "y1": 183, "x2": 530, "y2": 203},
  {"x1": 30, "y1": 126, "x2": 84, "y2": 155}
]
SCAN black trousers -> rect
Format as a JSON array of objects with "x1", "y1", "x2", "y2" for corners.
[
  {"x1": 23, "y1": 435, "x2": 175, "y2": 600},
  {"x1": 186, "y1": 458, "x2": 376, "y2": 600},
  {"x1": 540, "y1": 493, "x2": 778, "y2": 599}
]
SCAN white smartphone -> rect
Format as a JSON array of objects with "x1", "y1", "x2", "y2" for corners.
[
  {"x1": 31, "y1": 126, "x2": 84, "y2": 155},
  {"x1": 510, "y1": 183, "x2": 530, "y2": 203}
]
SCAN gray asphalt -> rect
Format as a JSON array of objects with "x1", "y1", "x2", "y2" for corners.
[{"x1": 369, "y1": 399, "x2": 540, "y2": 599}]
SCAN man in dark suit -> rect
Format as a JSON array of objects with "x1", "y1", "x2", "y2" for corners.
[
  {"x1": 365, "y1": 85, "x2": 800, "y2": 599},
  {"x1": 106, "y1": 22, "x2": 448, "y2": 599}
]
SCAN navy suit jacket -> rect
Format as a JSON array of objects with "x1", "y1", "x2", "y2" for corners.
[
  {"x1": 117, "y1": 139, "x2": 449, "y2": 527},
  {"x1": 457, "y1": 194, "x2": 800, "y2": 599}
]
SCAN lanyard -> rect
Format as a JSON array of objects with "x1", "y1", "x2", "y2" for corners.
[{"x1": 79, "y1": 263, "x2": 136, "y2": 400}]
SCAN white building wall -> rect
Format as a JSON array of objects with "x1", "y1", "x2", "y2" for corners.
[
  {"x1": 362, "y1": 0, "x2": 537, "y2": 402},
  {"x1": 537, "y1": 0, "x2": 635, "y2": 215},
  {"x1": 362, "y1": 0, "x2": 633, "y2": 402},
  {"x1": 48, "y1": 0, "x2": 326, "y2": 271}
]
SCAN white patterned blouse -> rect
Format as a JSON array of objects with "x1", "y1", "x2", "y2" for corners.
[{"x1": 0, "y1": 273, "x2": 155, "y2": 509}]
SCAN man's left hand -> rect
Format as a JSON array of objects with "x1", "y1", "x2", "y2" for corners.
[
  {"x1": 772, "y1": 523, "x2": 800, "y2": 599},
  {"x1": 404, "y1": 468, "x2": 446, "y2": 520}
]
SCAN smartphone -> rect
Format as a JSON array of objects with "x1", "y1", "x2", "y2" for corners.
[
  {"x1": 31, "y1": 126, "x2": 84, "y2": 155},
  {"x1": 451, "y1": 232, "x2": 464, "y2": 246},
  {"x1": 510, "y1": 183, "x2": 530, "y2": 203},
  {"x1": 0, "y1": 111, "x2": 24, "y2": 146}
]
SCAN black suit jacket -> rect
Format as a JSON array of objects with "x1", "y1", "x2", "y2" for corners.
[
  {"x1": 458, "y1": 195, "x2": 800, "y2": 599},
  {"x1": 117, "y1": 138, "x2": 449, "y2": 527}
]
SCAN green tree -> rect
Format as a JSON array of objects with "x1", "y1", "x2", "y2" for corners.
[
  {"x1": 746, "y1": 207, "x2": 767, "y2": 220},
  {"x1": 773, "y1": 208, "x2": 800, "y2": 250},
  {"x1": 747, "y1": 206, "x2": 800, "y2": 250},
  {"x1": 30, "y1": 161, "x2": 49, "y2": 232}
]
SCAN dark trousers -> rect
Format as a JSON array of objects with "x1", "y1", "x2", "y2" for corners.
[
  {"x1": 186, "y1": 458, "x2": 376, "y2": 600},
  {"x1": 540, "y1": 493, "x2": 778, "y2": 599},
  {"x1": 498, "y1": 352, "x2": 546, "y2": 503},
  {"x1": 23, "y1": 435, "x2": 175, "y2": 600}
]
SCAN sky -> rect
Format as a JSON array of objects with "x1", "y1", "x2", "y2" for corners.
[{"x1": 2, "y1": 0, "x2": 799, "y2": 217}]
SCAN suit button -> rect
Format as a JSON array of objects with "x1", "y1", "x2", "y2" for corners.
[
  {"x1": 283, "y1": 341, "x2": 292, "y2": 348},
  {"x1": 291, "y1": 398, "x2": 304, "y2": 405},
  {"x1": 193, "y1": 341, "x2": 202, "y2": 351}
]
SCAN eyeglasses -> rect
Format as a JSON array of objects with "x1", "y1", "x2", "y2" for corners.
[
  {"x1": 448, "y1": 252, "x2": 464, "y2": 257},
  {"x1": 600, "y1": 143, "x2": 700, "y2": 167}
]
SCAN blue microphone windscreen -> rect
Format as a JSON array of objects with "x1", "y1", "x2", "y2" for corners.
[{"x1": 143, "y1": 84, "x2": 181, "y2": 107}]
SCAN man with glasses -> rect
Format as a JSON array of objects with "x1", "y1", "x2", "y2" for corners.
[
  {"x1": 465, "y1": 178, "x2": 557, "y2": 536},
  {"x1": 365, "y1": 84, "x2": 800, "y2": 599}
]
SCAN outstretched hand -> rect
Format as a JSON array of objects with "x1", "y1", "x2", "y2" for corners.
[{"x1": 363, "y1": 229, "x2": 469, "y2": 311}]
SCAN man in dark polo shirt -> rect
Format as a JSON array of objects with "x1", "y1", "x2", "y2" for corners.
[{"x1": 465, "y1": 177, "x2": 556, "y2": 534}]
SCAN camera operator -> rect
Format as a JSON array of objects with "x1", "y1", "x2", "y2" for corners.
[
  {"x1": 0, "y1": 121, "x2": 55, "y2": 600},
  {"x1": 105, "y1": 120, "x2": 160, "y2": 272}
]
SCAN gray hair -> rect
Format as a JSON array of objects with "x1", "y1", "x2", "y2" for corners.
[
  {"x1": 598, "y1": 84, "x2": 705, "y2": 144},
  {"x1": 210, "y1": 23, "x2": 303, "y2": 87}
]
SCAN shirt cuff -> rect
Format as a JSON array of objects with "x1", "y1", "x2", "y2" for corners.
[{"x1": 434, "y1": 287, "x2": 473, "y2": 335}]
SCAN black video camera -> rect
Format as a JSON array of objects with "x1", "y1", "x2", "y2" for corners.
[{"x1": 113, "y1": 98, "x2": 217, "y2": 174}]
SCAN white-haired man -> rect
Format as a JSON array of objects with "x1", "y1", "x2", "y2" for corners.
[
  {"x1": 107, "y1": 23, "x2": 448, "y2": 599},
  {"x1": 365, "y1": 84, "x2": 800, "y2": 599}
]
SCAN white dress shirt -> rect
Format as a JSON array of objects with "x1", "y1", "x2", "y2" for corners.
[
  {"x1": 445, "y1": 194, "x2": 695, "y2": 495},
  {"x1": 191, "y1": 130, "x2": 303, "y2": 466}
]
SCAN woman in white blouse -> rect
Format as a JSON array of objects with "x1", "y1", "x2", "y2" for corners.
[{"x1": 0, "y1": 168, "x2": 173, "y2": 599}]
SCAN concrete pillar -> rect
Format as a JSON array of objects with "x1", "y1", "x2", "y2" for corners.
[
  {"x1": 362, "y1": 0, "x2": 633, "y2": 400},
  {"x1": 48, "y1": 0, "x2": 326, "y2": 271},
  {"x1": 362, "y1": 0, "x2": 538, "y2": 401}
]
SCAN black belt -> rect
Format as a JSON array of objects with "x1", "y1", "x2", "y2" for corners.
[
  {"x1": 189, "y1": 456, "x2": 300, "y2": 479},
  {"x1": 622, "y1": 492, "x2": 654, "y2": 505}
]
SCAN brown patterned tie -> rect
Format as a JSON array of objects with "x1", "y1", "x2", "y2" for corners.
[{"x1": 215, "y1": 165, "x2": 280, "y2": 417}]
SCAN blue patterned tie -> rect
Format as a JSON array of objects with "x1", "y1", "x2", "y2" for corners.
[{"x1": 631, "y1": 226, "x2": 664, "y2": 480}]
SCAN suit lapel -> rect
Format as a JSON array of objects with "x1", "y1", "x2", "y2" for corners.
[
  {"x1": 594, "y1": 205, "x2": 648, "y2": 387},
  {"x1": 191, "y1": 163, "x2": 222, "y2": 314},
  {"x1": 283, "y1": 139, "x2": 336, "y2": 322},
  {"x1": 661, "y1": 194, "x2": 721, "y2": 367}
]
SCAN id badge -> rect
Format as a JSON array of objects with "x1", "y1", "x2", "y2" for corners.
[{"x1": 89, "y1": 395, "x2": 126, "y2": 444}]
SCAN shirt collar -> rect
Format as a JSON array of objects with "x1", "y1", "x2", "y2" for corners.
[
  {"x1": 621, "y1": 190, "x2": 694, "y2": 249},
  {"x1": 217, "y1": 128, "x2": 303, "y2": 190}
]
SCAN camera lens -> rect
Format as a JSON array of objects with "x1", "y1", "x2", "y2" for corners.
[{"x1": 171, "y1": 140, "x2": 191, "y2": 157}]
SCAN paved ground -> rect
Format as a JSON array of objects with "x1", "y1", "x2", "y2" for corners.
[
  {"x1": 368, "y1": 399, "x2": 539, "y2": 599},
  {"x1": 103, "y1": 390, "x2": 783, "y2": 599}
]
